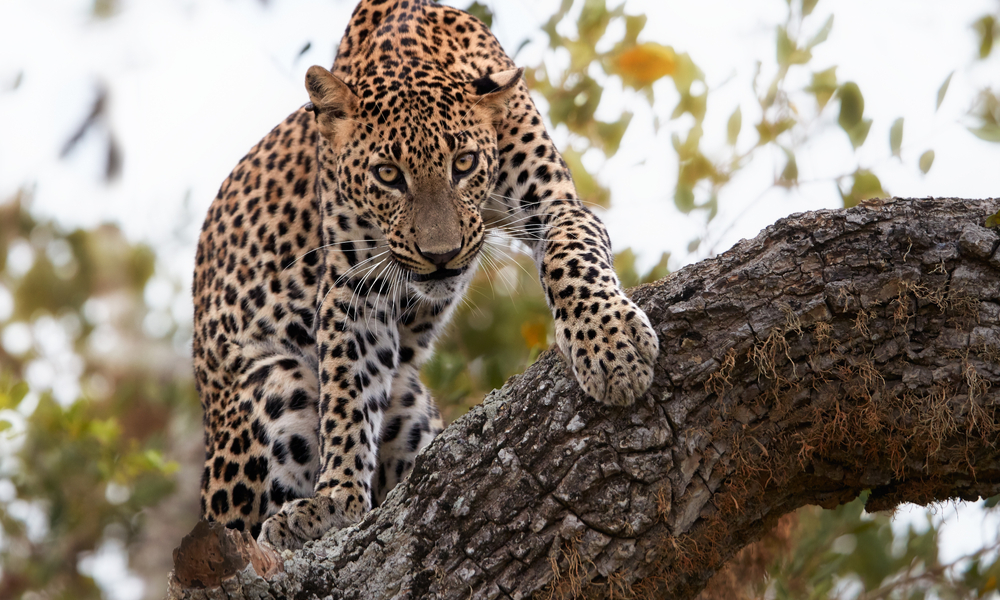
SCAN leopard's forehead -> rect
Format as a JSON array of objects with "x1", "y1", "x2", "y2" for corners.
[
  {"x1": 362, "y1": 122, "x2": 470, "y2": 171},
  {"x1": 353, "y1": 61, "x2": 475, "y2": 124},
  {"x1": 344, "y1": 62, "x2": 489, "y2": 167}
]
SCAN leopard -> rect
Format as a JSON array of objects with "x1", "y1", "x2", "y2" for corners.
[{"x1": 192, "y1": 0, "x2": 660, "y2": 551}]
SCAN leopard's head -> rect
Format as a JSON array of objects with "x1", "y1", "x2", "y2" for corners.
[{"x1": 305, "y1": 63, "x2": 522, "y2": 301}]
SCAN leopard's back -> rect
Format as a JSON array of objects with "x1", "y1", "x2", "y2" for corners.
[{"x1": 193, "y1": 108, "x2": 326, "y2": 534}]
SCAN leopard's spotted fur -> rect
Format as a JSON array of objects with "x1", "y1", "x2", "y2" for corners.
[{"x1": 193, "y1": 0, "x2": 659, "y2": 550}]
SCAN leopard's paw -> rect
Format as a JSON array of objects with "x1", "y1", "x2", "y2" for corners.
[
  {"x1": 257, "y1": 494, "x2": 361, "y2": 551},
  {"x1": 561, "y1": 292, "x2": 659, "y2": 406}
]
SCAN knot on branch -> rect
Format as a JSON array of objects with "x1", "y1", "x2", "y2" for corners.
[{"x1": 171, "y1": 520, "x2": 282, "y2": 589}]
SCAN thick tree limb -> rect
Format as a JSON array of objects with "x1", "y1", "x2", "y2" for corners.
[{"x1": 167, "y1": 197, "x2": 1000, "y2": 600}]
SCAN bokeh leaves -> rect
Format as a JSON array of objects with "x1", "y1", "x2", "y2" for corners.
[
  {"x1": 526, "y1": 0, "x2": 1000, "y2": 257},
  {"x1": 0, "y1": 192, "x2": 195, "y2": 599},
  {"x1": 739, "y1": 494, "x2": 1000, "y2": 600}
]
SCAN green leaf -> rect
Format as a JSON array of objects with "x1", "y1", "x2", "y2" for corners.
[
  {"x1": 541, "y1": 0, "x2": 574, "y2": 48},
  {"x1": 968, "y1": 89, "x2": 1000, "y2": 143},
  {"x1": 780, "y1": 148, "x2": 798, "y2": 185},
  {"x1": 970, "y1": 123, "x2": 1000, "y2": 142},
  {"x1": 936, "y1": 71, "x2": 954, "y2": 111},
  {"x1": 595, "y1": 113, "x2": 633, "y2": 157},
  {"x1": 616, "y1": 249, "x2": 670, "y2": 287},
  {"x1": 840, "y1": 170, "x2": 884, "y2": 207},
  {"x1": 562, "y1": 148, "x2": 610, "y2": 208},
  {"x1": 623, "y1": 14, "x2": 647, "y2": 46},
  {"x1": 777, "y1": 25, "x2": 812, "y2": 65},
  {"x1": 0, "y1": 381, "x2": 29, "y2": 410},
  {"x1": 755, "y1": 117, "x2": 795, "y2": 145},
  {"x1": 675, "y1": 123, "x2": 704, "y2": 158},
  {"x1": 641, "y1": 252, "x2": 671, "y2": 284},
  {"x1": 836, "y1": 82, "x2": 870, "y2": 149},
  {"x1": 614, "y1": 249, "x2": 640, "y2": 288},
  {"x1": 777, "y1": 25, "x2": 794, "y2": 65},
  {"x1": 88, "y1": 417, "x2": 121, "y2": 445},
  {"x1": 837, "y1": 82, "x2": 864, "y2": 129},
  {"x1": 807, "y1": 66, "x2": 838, "y2": 110},
  {"x1": 464, "y1": 2, "x2": 494, "y2": 28},
  {"x1": 806, "y1": 15, "x2": 834, "y2": 50},
  {"x1": 671, "y1": 91, "x2": 707, "y2": 122},
  {"x1": 669, "y1": 52, "x2": 704, "y2": 95},
  {"x1": 974, "y1": 15, "x2": 997, "y2": 59},
  {"x1": 919, "y1": 149, "x2": 935, "y2": 174},
  {"x1": 890, "y1": 117, "x2": 903, "y2": 158},
  {"x1": 846, "y1": 523, "x2": 896, "y2": 589},
  {"x1": 93, "y1": 0, "x2": 120, "y2": 18},
  {"x1": 846, "y1": 118, "x2": 872, "y2": 150},
  {"x1": 802, "y1": 0, "x2": 819, "y2": 16},
  {"x1": 678, "y1": 154, "x2": 718, "y2": 188},
  {"x1": 727, "y1": 106, "x2": 742, "y2": 146},
  {"x1": 674, "y1": 183, "x2": 695, "y2": 213},
  {"x1": 577, "y1": 0, "x2": 612, "y2": 46}
]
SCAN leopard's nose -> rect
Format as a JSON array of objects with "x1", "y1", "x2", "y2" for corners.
[{"x1": 418, "y1": 245, "x2": 460, "y2": 267}]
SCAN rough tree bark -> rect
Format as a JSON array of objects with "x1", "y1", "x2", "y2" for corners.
[{"x1": 167, "y1": 197, "x2": 1000, "y2": 600}]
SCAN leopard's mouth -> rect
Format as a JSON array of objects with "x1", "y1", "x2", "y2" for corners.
[{"x1": 410, "y1": 266, "x2": 467, "y2": 282}]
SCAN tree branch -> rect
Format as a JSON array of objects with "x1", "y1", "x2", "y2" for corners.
[{"x1": 167, "y1": 197, "x2": 1000, "y2": 600}]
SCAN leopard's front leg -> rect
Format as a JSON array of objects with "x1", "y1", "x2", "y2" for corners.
[
  {"x1": 258, "y1": 287, "x2": 396, "y2": 550},
  {"x1": 487, "y1": 84, "x2": 660, "y2": 406},
  {"x1": 536, "y1": 204, "x2": 660, "y2": 406}
]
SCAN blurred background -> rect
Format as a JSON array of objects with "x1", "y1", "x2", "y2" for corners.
[{"x1": 1, "y1": 0, "x2": 999, "y2": 598}]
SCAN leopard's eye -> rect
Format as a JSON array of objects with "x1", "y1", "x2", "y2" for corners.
[
  {"x1": 453, "y1": 152, "x2": 478, "y2": 176},
  {"x1": 373, "y1": 164, "x2": 404, "y2": 186}
]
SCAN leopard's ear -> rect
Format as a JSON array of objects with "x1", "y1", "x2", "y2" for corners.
[
  {"x1": 468, "y1": 67, "x2": 524, "y2": 123},
  {"x1": 305, "y1": 65, "x2": 358, "y2": 136}
]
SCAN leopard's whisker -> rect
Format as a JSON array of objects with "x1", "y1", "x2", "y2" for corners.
[
  {"x1": 381, "y1": 261, "x2": 401, "y2": 320},
  {"x1": 388, "y1": 262, "x2": 404, "y2": 321},
  {"x1": 487, "y1": 193, "x2": 606, "y2": 211},
  {"x1": 363, "y1": 258, "x2": 396, "y2": 332},
  {"x1": 483, "y1": 210, "x2": 566, "y2": 230},
  {"x1": 349, "y1": 254, "x2": 388, "y2": 327},
  {"x1": 483, "y1": 238, "x2": 529, "y2": 254},
  {"x1": 323, "y1": 249, "x2": 391, "y2": 315},
  {"x1": 333, "y1": 250, "x2": 391, "y2": 289},
  {"x1": 480, "y1": 245, "x2": 519, "y2": 293},
  {"x1": 390, "y1": 263, "x2": 411, "y2": 323},
  {"x1": 285, "y1": 240, "x2": 388, "y2": 273},
  {"x1": 478, "y1": 248, "x2": 522, "y2": 310},
  {"x1": 486, "y1": 231, "x2": 580, "y2": 244},
  {"x1": 481, "y1": 242, "x2": 536, "y2": 282},
  {"x1": 483, "y1": 205, "x2": 598, "y2": 229},
  {"x1": 398, "y1": 267, "x2": 411, "y2": 319},
  {"x1": 396, "y1": 276, "x2": 421, "y2": 325},
  {"x1": 476, "y1": 248, "x2": 502, "y2": 301}
]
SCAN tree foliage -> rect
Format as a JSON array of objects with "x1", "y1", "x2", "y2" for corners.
[{"x1": 0, "y1": 194, "x2": 197, "y2": 599}]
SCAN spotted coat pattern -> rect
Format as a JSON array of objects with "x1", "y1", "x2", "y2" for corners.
[{"x1": 193, "y1": 0, "x2": 659, "y2": 550}]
